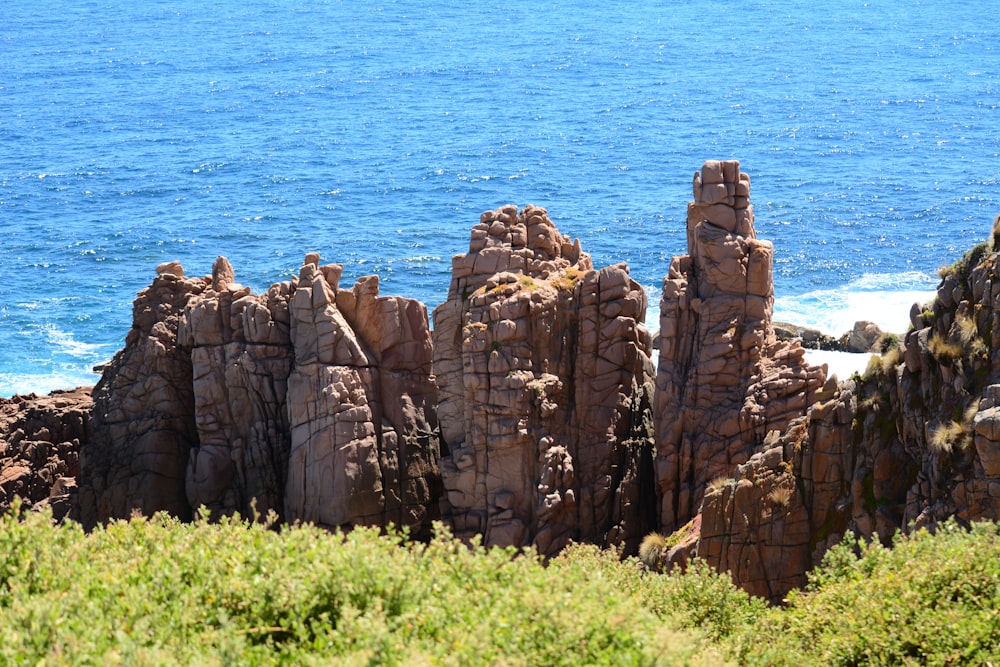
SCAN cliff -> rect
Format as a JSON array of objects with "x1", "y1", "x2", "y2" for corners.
[
  {"x1": 433, "y1": 204, "x2": 656, "y2": 555},
  {"x1": 4, "y1": 161, "x2": 1000, "y2": 606},
  {"x1": 685, "y1": 240, "x2": 1000, "y2": 601}
]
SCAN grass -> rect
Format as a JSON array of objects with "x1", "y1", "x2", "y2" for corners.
[
  {"x1": 955, "y1": 313, "x2": 988, "y2": 358},
  {"x1": 927, "y1": 334, "x2": 964, "y2": 365},
  {"x1": 2, "y1": 505, "x2": 999, "y2": 666},
  {"x1": 707, "y1": 476, "x2": 731, "y2": 492},
  {"x1": 767, "y1": 485, "x2": 793, "y2": 508},
  {"x1": 929, "y1": 420, "x2": 970, "y2": 454}
]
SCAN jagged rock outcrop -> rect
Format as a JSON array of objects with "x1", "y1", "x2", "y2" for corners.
[
  {"x1": 0, "y1": 387, "x2": 91, "y2": 520},
  {"x1": 178, "y1": 256, "x2": 294, "y2": 521},
  {"x1": 655, "y1": 160, "x2": 827, "y2": 532},
  {"x1": 689, "y1": 237, "x2": 1000, "y2": 602},
  {"x1": 284, "y1": 256, "x2": 441, "y2": 537},
  {"x1": 433, "y1": 204, "x2": 657, "y2": 555},
  {"x1": 80, "y1": 262, "x2": 205, "y2": 528},
  {"x1": 80, "y1": 255, "x2": 442, "y2": 537}
]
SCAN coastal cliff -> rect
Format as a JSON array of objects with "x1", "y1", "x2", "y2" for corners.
[
  {"x1": 433, "y1": 204, "x2": 656, "y2": 555},
  {"x1": 4, "y1": 161, "x2": 999, "y2": 604}
]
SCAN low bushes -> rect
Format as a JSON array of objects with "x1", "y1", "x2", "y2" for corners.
[{"x1": 1, "y1": 503, "x2": 998, "y2": 666}]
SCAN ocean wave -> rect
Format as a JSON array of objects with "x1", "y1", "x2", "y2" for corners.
[
  {"x1": 42, "y1": 325, "x2": 110, "y2": 358},
  {"x1": 775, "y1": 274, "x2": 938, "y2": 335},
  {"x1": 0, "y1": 369, "x2": 98, "y2": 398}
]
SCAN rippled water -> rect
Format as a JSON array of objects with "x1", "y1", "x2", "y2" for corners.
[{"x1": 2, "y1": 0, "x2": 998, "y2": 395}]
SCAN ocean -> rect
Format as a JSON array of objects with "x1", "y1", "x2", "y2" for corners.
[{"x1": 2, "y1": 0, "x2": 998, "y2": 396}]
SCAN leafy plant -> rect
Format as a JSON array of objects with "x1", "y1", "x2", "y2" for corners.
[{"x1": 731, "y1": 521, "x2": 1000, "y2": 666}]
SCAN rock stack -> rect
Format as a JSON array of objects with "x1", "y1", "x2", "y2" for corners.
[
  {"x1": 283, "y1": 256, "x2": 440, "y2": 537},
  {"x1": 79, "y1": 255, "x2": 442, "y2": 537},
  {"x1": 655, "y1": 160, "x2": 827, "y2": 532},
  {"x1": 433, "y1": 204, "x2": 657, "y2": 555},
  {"x1": 178, "y1": 256, "x2": 294, "y2": 522}
]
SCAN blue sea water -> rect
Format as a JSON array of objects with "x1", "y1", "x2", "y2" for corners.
[{"x1": 1, "y1": 0, "x2": 998, "y2": 396}]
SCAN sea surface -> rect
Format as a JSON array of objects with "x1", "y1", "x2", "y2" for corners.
[{"x1": 2, "y1": 0, "x2": 998, "y2": 396}]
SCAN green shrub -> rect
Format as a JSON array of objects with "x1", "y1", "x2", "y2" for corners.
[
  {"x1": 5, "y1": 504, "x2": 1000, "y2": 666},
  {"x1": 0, "y1": 508, "x2": 727, "y2": 666},
  {"x1": 730, "y1": 521, "x2": 1000, "y2": 666}
]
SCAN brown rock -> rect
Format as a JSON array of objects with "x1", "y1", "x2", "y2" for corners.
[
  {"x1": 79, "y1": 255, "x2": 442, "y2": 538},
  {"x1": 433, "y1": 205, "x2": 657, "y2": 555},
  {"x1": 655, "y1": 160, "x2": 827, "y2": 532},
  {"x1": 80, "y1": 268, "x2": 206, "y2": 528}
]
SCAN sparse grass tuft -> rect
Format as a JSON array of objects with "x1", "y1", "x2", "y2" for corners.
[
  {"x1": 708, "y1": 476, "x2": 732, "y2": 492},
  {"x1": 929, "y1": 419, "x2": 973, "y2": 454},
  {"x1": 639, "y1": 532, "x2": 669, "y2": 570},
  {"x1": 927, "y1": 334, "x2": 964, "y2": 364},
  {"x1": 874, "y1": 332, "x2": 900, "y2": 354},
  {"x1": 956, "y1": 313, "x2": 989, "y2": 358},
  {"x1": 767, "y1": 485, "x2": 793, "y2": 508}
]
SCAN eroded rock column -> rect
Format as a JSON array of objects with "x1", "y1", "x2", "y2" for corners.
[
  {"x1": 655, "y1": 160, "x2": 826, "y2": 532},
  {"x1": 434, "y1": 205, "x2": 656, "y2": 555},
  {"x1": 178, "y1": 257, "x2": 294, "y2": 521},
  {"x1": 284, "y1": 256, "x2": 441, "y2": 537}
]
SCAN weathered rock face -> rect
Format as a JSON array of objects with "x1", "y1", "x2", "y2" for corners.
[
  {"x1": 691, "y1": 238, "x2": 1000, "y2": 601},
  {"x1": 655, "y1": 160, "x2": 827, "y2": 533},
  {"x1": 80, "y1": 262, "x2": 206, "y2": 528},
  {"x1": 284, "y1": 258, "x2": 441, "y2": 537},
  {"x1": 80, "y1": 255, "x2": 442, "y2": 537},
  {"x1": 433, "y1": 204, "x2": 657, "y2": 555},
  {"x1": 0, "y1": 387, "x2": 91, "y2": 520},
  {"x1": 695, "y1": 377, "x2": 855, "y2": 601},
  {"x1": 178, "y1": 257, "x2": 294, "y2": 522}
]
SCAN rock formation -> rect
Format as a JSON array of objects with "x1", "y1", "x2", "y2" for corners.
[
  {"x1": 654, "y1": 160, "x2": 828, "y2": 533},
  {"x1": 79, "y1": 255, "x2": 442, "y2": 537},
  {"x1": 79, "y1": 261, "x2": 204, "y2": 528},
  {"x1": 178, "y1": 256, "x2": 294, "y2": 521},
  {"x1": 0, "y1": 387, "x2": 91, "y2": 520},
  {"x1": 687, "y1": 238, "x2": 1000, "y2": 601},
  {"x1": 283, "y1": 256, "x2": 440, "y2": 536},
  {"x1": 433, "y1": 204, "x2": 657, "y2": 555}
]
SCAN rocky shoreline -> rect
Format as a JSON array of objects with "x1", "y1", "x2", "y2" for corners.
[{"x1": 4, "y1": 160, "x2": 998, "y2": 603}]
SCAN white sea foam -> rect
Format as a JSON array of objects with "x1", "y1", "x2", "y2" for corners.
[
  {"x1": 42, "y1": 325, "x2": 109, "y2": 358},
  {"x1": 774, "y1": 272, "x2": 938, "y2": 336},
  {"x1": 644, "y1": 272, "x2": 939, "y2": 379},
  {"x1": 0, "y1": 370, "x2": 98, "y2": 397},
  {"x1": 645, "y1": 272, "x2": 938, "y2": 338},
  {"x1": 803, "y1": 349, "x2": 872, "y2": 381}
]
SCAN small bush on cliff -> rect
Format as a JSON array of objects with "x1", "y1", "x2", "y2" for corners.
[{"x1": 938, "y1": 240, "x2": 990, "y2": 280}]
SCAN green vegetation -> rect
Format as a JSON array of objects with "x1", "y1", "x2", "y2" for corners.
[
  {"x1": 731, "y1": 520, "x2": 1000, "y2": 666},
  {"x1": 938, "y1": 240, "x2": 990, "y2": 280},
  {"x1": 1, "y1": 505, "x2": 999, "y2": 666}
]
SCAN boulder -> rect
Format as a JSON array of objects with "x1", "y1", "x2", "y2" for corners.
[{"x1": 0, "y1": 387, "x2": 91, "y2": 520}]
